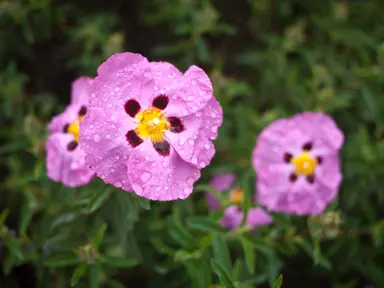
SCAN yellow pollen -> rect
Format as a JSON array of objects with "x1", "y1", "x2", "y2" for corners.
[
  {"x1": 291, "y1": 151, "x2": 317, "y2": 176},
  {"x1": 67, "y1": 116, "x2": 84, "y2": 142},
  {"x1": 229, "y1": 187, "x2": 244, "y2": 204},
  {"x1": 135, "y1": 107, "x2": 170, "y2": 143}
]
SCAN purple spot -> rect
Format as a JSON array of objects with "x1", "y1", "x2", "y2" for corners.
[
  {"x1": 316, "y1": 156, "x2": 323, "y2": 165},
  {"x1": 152, "y1": 94, "x2": 169, "y2": 110},
  {"x1": 168, "y1": 117, "x2": 184, "y2": 133},
  {"x1": 125, "y1": 99, "x2": 141, "y2": 117},
  {"x1": 302, "y1": 142, "x2": 313, "y2": 151},
  {"x1": 63, "y1": 124, "x2": 69, "y2": 133},
  {"x1": 283, "y1": 153, "x2": 293, "y2": 163},
  {"x1": 67, "y1": 141, "x2": 78, "y2": 151},
  {"x1": 153, "y1": 140, "x2": 170, "y2": 156},
  {"x1": 306, "y1": 175, "x2": 315, "y2": 184},
  {"x1": 126, "y1": 130, "x2": 143, "y2": 147},
  {"x1": 289, "y1": 173, "x2": 298, "y2": 183},
  {"x1": 79, "y1": 106, "x2": 87, "y2": 116}
]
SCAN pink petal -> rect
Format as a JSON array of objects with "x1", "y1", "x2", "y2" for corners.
[
  {"x1": 46, "y1": 133, "x2": 94, "y2": 187},
  {"x1": 71, "y1": 77, "x2": 93, "y2": 105},
  {"x1": 48, "y1": 103, "x2": 84, "y2": 134},
  {"x1": 166, "y1": 97, "x2": 222, "y2": 169},
  {"x1": 79, "y1": 107, "x2": 135, "y2": 192},
  {"x1": 91, "y1": 52, "x2": 154, "y2": 110},
  {"x1": 206, "y1": 172, "x2": 236, "y2": 210},
  {"x1": 127, "y1": 140, "x2": 201, "y2": 201},
  {"x1": 245, "y1": 208, "x2": 273, "y2": 228},
  {"x1": 150, "y1": 63, "x2": 213, "y2": 117}
]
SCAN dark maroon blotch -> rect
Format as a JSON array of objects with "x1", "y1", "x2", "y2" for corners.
[
  {"x1": 67, "y1": 141, "x2": 78, "y2": 151},
  {"x1": 79, "y1": 106, "x2": 87, "y2": 116},
  {"x1": 152, "y1": 94, "x2": 169, "y2": 110},
  {"x1": 63, "y1": 123, "x2": 69, "y2": 133},
  {"x1": 283, "y1": 153, "x2": 293, "y2": 163},
  {"x1": 125, "y1": 99, "x2": 141, "y2": 117},
  {"x1": 153, "y1": 140, "x2": 170, "y2": 156},
  {"x1": 168, "y1": 116, "x2": 184, "y2": 133},
  {"x1": 316, "y1": 156, "x2": 323, "y2": 165},
  {"x1": 289, "y1": 173, "x2": 298, "y2": 183},
  {"x1": 126, "y1": 130, "x2": 143, "y2": 147},
  {"x1": 306, "y1": 175, "x2": 315, "y2": 184},
  {"x1": 302, "y1": 142, "x2": 313, "y2": 151}
]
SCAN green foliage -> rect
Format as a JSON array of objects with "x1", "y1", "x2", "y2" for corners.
[{"x1": 1, "y1": 0, "x2": 384, "y2": 287}]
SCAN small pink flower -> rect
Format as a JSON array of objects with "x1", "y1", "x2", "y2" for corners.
[
  {"x1": 46, "y1": 77, "x2": 94, "y2": 187},
  {"x1": 80, "y1": 52, "x2": 223, "y2": 200},
  {"x1": 253, "y1": 112, "x2": 344, "y2": 215},
  {"x1": 206, "y1": 173, "x2": 272, "y2": 230}
]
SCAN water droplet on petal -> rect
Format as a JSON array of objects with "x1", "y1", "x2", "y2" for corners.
[
  {"x1": 162, "y1": 161, "x2": 168, "y2": 168},
  {"x1": 116, "y1": 182, "x2": 122, "y2": 188},
  {"x1": 187, "y1": 95, "x2": 195, "y2": 101},
  {"x1": 188, "y1": 139, "x2": 195, "y2": 146},
  {"x1": 94, "y1": 134, "x2": 101, "y2": 142},
  {"x1": 115, "y1": 155, "x2": 120, "y2": 160},
  {"x1": 204, "y1": 143, "x2": 210, "y2": 150},
  {"x1": 164, "y1": 186, "x2": 169, "y2": 191},
  {"x1": 183, "y1": 187, "x2": 190, "y2": 194},
  {"x1": 191, "y1": 156, "x2": 198, "y2": 165},
  {"x1": 132, "y1": 182, "x2": 143, "y2": 194},
  {"x1": 179, "y1": 137, "x2": 186, "y2": 145},
  {"x1": 200, "y1": 161, "x2": 206, "y2": 167},
  {"x1": 140, "y1": 172, "x2": 152, "y2": 183}
]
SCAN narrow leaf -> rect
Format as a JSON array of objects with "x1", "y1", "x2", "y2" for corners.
[
  {"x1": 44, "y1": 254, "x2": 81, "y2": 267},
  {"x1": 271, "y1": 274, "x2": 283, "y2": 288},
  {"x1": 71, "y1": 263, "x2": 87, "y2": 287},
  {"x1": 101, "y1": 256, "x2": 138, "y2": 268},
  {"x1": 86, "y1": 187, "x2": 113, "y2": 214},
  {"x1": 19, "y1": 201, "x2": 33, "y2": 235},
  {"x1": 138, "y1": 197, "x2": 151, "y2": 210},
  {"x1": 187, "y1": 217, "x2": 227, "y2": 234},
  {"x1": 211, "y1": 259, "x2": 236, "y2": 288},
  {"x1": 240, "y1": 237, "x2": 255, "y2": 274},
  {"x1": 92, "y1": 223, "x2": 107, "y2": 248},
  {"x1": 212, "y1": 234, "x2": 232, "y2": 273}
]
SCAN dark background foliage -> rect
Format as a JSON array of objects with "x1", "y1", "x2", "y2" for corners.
[{"x1": 1, "y1": 0, "x2": 384, "y2": 287}]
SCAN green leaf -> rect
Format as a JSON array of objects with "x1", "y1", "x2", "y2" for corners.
[
  {"x1": 2, "y1": 232, "x2": 23, "y2": 260},
  {"x1": 89, "y1": 264, "x2": 100, "y2": 288},
  {"x1": 138, "y1": 196, "x2": 151, "y2": 210},
  {"x1": 186, "y1": 217, "x2": 227, "y2": 234},
  {"x1": 71, "y1": 263, "x2": 87, "y2": 287},
  {"x1": 0, "y1": 209, "x2": 9, "y2": 227},
  {"x1": 271, "y1": 274, "x2": 283, "y2": 288},
  {"x1": 19, "y1": 200, "x2": 33, "y2": 235},
  {"x1": 92, "y1": 223, "x2": 107, "y2": 248},
  {"x1": 212, "y1": 234, "x2": 232, "y2": 273},
  {"x1": 44, "y1": 253, "x2": 81, "y2": 267},
  {"x1": 168, "y1": 216, "x2": 196, "y2": 249},
  {"x1": 101, "y1": 256, "x2": 138, "y2": 268},
  {"x1": 86, "y1": 187, "x2": 113, "y2": 214},
  {"x1": 211, "y1": 259, "x2": 236, "y2": 288},
  {"x1": 240, "y1": 237, "x2": 255, "y2": 274}
]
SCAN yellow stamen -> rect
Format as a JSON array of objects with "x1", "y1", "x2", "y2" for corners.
[
  {"x1": 67, "y1": 116, "x2": 84, "y2": 142},
  {"x1": 291, "y1": 151, "x2": 317, "y2": 175},
  {"x1": 135, "y1": 108, "x2": 170, "y2": 143},
  {"x1": 230, "y1": 187, "x2": 244, "y2": 204}
]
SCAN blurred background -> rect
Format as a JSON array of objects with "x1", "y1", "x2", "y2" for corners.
[{"x1": 1, "y1": 0, "x2": 384, "y2": 287}]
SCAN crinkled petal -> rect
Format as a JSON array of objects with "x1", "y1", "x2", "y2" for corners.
[
  {"x1": 48, "y1": 103, "x2": 84, "y2": 133},
  {"x1": 91, "y1": 52, "x2": 154, "y2": 110},
  {"x1": 79, "y1": 107, "x2": 135, "y2": 191},
  {"x1": 245, "y1": 208, "x2": 273, "y2": 228},
  {"x1": 220, "y1": 206, "x2": 243, "y2": 229},
  {"x1": 150, "y1": 63, "x2": 213, "y2": 117},
  {"x1": 127, "y1": 140, "x2": 201, "y2": 201},
  {"x1": 71, "y1": 77, "x2": 93, "y2": 105},
  {"x1": 206, "y1": 172, "x2": 236, "y2": 210},
  {"x1": 221, "y1": 206, "x2": 271, "y2": 230},
  {"x1": 46, "y1": 133, "x2": 94, "y2": 187},
  {"x1": 166, "y1": 97, "x2": 222, "y2": 169}
]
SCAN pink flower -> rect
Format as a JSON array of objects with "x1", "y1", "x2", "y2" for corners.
[
  {"x1": 206, "y1": 173, "x2": 273, "y2": 230},
  {"x1": 46, "y1": 77, "x2": 95, "y2": 187},
  {"x1": 253, "y1": 112, "x2": 344, "y2": 215},
  {"x1": 79, "y1": 53, "x2": 223, "y2": 200}
]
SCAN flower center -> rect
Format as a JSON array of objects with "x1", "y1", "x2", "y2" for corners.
[
  {"x1": 135, "y1": 107, "x2": 170, "y2": 143},
  {"x1": 229, "y1": 187, "x2": 244, "y2": 204},
  {"x1": 291, "y1": 151, "x2": 317, "y2": 176},
  {"x1": 67, "y1": 115, "x2": 84, "y2": 142}
]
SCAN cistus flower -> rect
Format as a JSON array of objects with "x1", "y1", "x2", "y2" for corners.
[
  {"x1": 80, "y1": 52, "x2": 223, "y2": 200},
  {"x1": 253, "y1": 112, "x2": 344, "y2": 215},
  {"x1": 46, "y1": 77, "x2": 95, "y2": 187},
  {"x1": 206, "y1": 173, "x2": 272, "y2": 230}
]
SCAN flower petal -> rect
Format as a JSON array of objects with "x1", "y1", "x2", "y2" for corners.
[
  {"x1": 46, "y1": 133, "x2": 94, "y2": 187},
  {"x1": 220, "y1": 206, "x2": 243, "y2": 229},
  {"x1": 71, "y1": 77, "x2": 93, "y2": 105},
  {"x1": 91, "y1": 52, "x2": 154, "y2": 110},
  {"x1": 206, "y1": 172, "x2": 236, "y2": 210},
  {"x1": 127, "y1": 140, "x2": 201, "y2": 201},
  {"x1": 79, "y1": 107, "x2": 135, "y2": 192},
  {"x1": 245, "y1": 208, "x2": 273, "y2": 228},
  {"x1": 150, "y1": 63, "x2": 213, "y2": 117},
  {"x1": 48, "y1": 104, "x2": 84, "y2": 133}
]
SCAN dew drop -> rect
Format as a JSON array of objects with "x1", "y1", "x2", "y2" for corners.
[
  {"x1": 200, "y1": 161, "x2": 206, "y2": 167},
  {"x1": 179, "y1": 137, "x2": 186, "y2": 145},
  {"x1": 140, "y1": 172, "x2": 152, "y2": 183},
  {"x1": 187, "y1": 95, "x2": 195, "y2": 101},
  {"x1": 115, "y1": 155, "x2": 120, "y2": 160},
  {"x1": 116, "y1": 182, "x2": 122, "y2": 188},
  {"x1": 94, "y1": 134, "x2": 101, "y2": 142},
  {"x1": 164, "y1": 186, "x2": 169, "y2": 191},
  {"x1": 188, "y1": 139, "x2": 195, "y2": 146},
  {"x1": 191, "y1": 156, "x2": 198, "y2": 165},
  {"x1": 132, "y1": 182, "x2": 143, "y2": 194},
  {"x1": 204, "y1": 143, "x2": 210, "y2": 150},
  {"x1": 183, "y1": 187, "x2": 190, "y2": 194}
]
